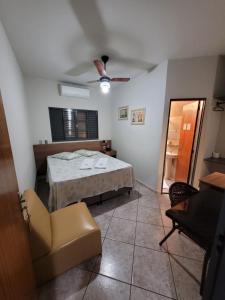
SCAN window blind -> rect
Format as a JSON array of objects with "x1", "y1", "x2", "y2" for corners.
[{"x1": 49, "y1": 107, "x2": 98, "y2": 142}]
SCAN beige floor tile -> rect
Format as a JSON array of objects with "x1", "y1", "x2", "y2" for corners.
[
  {"x1": 135, "y1": 222, "x2": 167, "y2": 252},
  {"x1": 113, "y1": 202, "x2": 138, "y2": 221},
  {"x1": 94, "y1": 238, "x2": 134, "y2": 283},
  {"x1": 84, "y1": 273, "x2": 130, "y2": 300},
  {"x1": 170, "y1": 254, "x2": 202, "y2": 282},
  {"x1": 106, "y1": 217, "x2": 136, "y2": 244},
  {"x1": 102, "y1": 195, "x2": 138, "y2": 213},
  {"x1": 161, "y1": 209, "x2": 173, "y2": 228},
  {"x1": 158, "y1": 194, "x2": 171, "y2": 210},
  {"x1": 38, "y1": 267, "x2": 91, "y2": 300},
  {"x1": 89, "y1": 202, "x2": 115, "y2": 218},
  {"x1": 170, "y1": 255, "x2": 202, "y2": 300},
  {"x1": 130, "y1": 286, "x2": 172, "y2": 300},
  {"x1": 137, "y1": 206, "x2": 163, "y2": 226},
  {"x1": 118, "y1": 195, "x2": 139, "y2": 207},
  {"x1": 165, "y1": 229, "x2": 204, "y2": 261},
  {"x1": 94, "y1": 214, "x2": 112, "y2": 237},
  {"x1": 136, "y1": 182, "x2": 154, "y2": 196},
  {"x1": 138, "y1": 194, "x2": 160, "y2": 209},
  {"x1": 132, "y1": 246, "x2": 176, "y2": 299},
  {"x1": 77, "y1": 256, "x2": 99, "y2": 272},
  {"x1": 130, "y1": 188, "x2": 141, "y2": 199}
]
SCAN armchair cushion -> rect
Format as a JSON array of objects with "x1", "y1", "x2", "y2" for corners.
[{"x1": 51, "y1": 202, "x2": 99, "y2": 250}]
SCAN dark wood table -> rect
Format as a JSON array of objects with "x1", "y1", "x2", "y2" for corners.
[
  {"x1": 199, "y1": 172, "x2": 225, "y2": 192},
  {"x1": 160, "y1": 188, "x2": 224, "y2": 295}
]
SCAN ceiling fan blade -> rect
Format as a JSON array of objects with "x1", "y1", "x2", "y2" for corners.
[
  {"x1": 87, "y1": 80, "x2": 100, "y2": 84},
  {"x1": 112, "y1": 56, "x2": 156, "y2": 72},
  {"x1": 70, "y1": 0, "x2": 108, "y2": 50},
  {"x1": 111, "y1": 77, "x2": 130, "y2": 82},
  {"x1": 94, "y1": 59, "x2": 106, "y2": 76}
]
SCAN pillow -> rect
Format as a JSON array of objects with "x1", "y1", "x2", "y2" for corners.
[
  {"x1": 75, "y1": 149, "x2": 99, "y2": 157},
  {"x1": 51, "y1": 152, "x2": 81, "y2": 160}
]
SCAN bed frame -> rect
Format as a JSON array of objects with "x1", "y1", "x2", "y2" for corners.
[
  {"x1": 81, "y1": 187, "x2": 132, "y2": 206},
  {"x1": 34, "y1": 140, "x2": 132, "y2": 206},
  {"x1": 33, "y1": 140, "x2": 111, "y2": 175}
]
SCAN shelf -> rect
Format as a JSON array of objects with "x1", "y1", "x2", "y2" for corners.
[{"x1": 204, "y1": 157, "x2": 225, "y2": 166}]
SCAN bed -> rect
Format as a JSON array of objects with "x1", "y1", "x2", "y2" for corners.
[{"x1": 47, "y1": 151, "x2": 134, "y2": 211}]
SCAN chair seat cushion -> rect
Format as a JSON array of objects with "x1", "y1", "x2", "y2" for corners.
[{"x1": 51, "y1": 202, "x2": 99, "y2": 250}]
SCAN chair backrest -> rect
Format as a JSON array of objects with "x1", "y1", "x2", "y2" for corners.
[
  {"x1": 169, "y1": 182, "x2": 199, "y2": 206},
  {"x1": 23, "y1": 189, "x2": 52, "y2": 261}
]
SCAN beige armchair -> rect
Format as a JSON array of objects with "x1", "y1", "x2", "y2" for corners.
[{"x1": 23, "y1": 189, "x2": 101, "y2": 285}]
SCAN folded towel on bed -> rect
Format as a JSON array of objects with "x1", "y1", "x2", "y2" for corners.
[
  {"x1": 94, "y1": 158, "x2": 108, "y2": 169},
  {"x1": 80, "y1": 158, "x2": 94, "y2": 170}
]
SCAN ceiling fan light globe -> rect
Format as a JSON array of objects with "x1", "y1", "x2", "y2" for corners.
[
  {"x1": 101, "y1": 86, "x2": 110, "y2": 94},
  {"x1": 100, "y1": 81, "x2": 110, "y2": 94}
]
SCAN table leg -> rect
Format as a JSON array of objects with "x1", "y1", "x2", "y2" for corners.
[{"x1": 159, "y1": 225, "x2": 178, "y2": 246}]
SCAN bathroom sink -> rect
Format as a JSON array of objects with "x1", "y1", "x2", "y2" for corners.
[{"x1": 165, "y1": 152, "x2": 178, "y2": 180}]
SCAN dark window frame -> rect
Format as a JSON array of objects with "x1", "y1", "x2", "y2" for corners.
[{"x1": 49, "y1": 107, "x2": 99, "y2": 142}]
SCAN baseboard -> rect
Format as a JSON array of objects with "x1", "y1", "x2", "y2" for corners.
[{"x1": 135, "y1": 179, "x2": 158, "y2": 193}]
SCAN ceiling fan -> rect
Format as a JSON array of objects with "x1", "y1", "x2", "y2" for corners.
[{"x1": 87, "y1": 55, "x2": 130, "y2": 93}]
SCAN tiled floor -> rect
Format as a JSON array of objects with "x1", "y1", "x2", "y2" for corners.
[
  {"x1": 162, "y1": 179, "x2": 174, "y2": 193},
  {"x1": 38, "y1": 182, "x2": 204, "y2": 300}
]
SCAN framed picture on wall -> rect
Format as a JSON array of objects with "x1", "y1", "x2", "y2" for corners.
[
  {"x1": 118, "y1": 106, "x2": 129, "y2": 120},
  {"x1": 131, "y1": 108, "x2": 145, "y2": 125}
]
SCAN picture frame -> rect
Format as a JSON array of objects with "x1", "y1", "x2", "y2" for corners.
[
  {"x1": 118, "y1": 106, "x2": 129, "y2": 120},
  {"x1": 131, "y1": 108, "x2": 145, "y2": 125}
]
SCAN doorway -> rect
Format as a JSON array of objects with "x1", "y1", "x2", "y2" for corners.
[{"x1": 161, "y1": 99, "x2": 206, "y2": 193}]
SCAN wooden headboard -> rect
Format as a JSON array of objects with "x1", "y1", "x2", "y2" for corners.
[{"x1": 33, "y1": 140, "x2": 111, "y2": 175}]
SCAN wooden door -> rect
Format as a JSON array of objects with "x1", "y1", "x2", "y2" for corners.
[
  {"x1": 0, "y1": 93, "x2": 36, "y2": 299},
  {"x1": 175, "y1": 101, "x2": 199, "y2": 182}
]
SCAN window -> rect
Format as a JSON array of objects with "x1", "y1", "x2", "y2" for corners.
[{"x1": 49, "y1": 107, "x2": 98, "y2": 142}]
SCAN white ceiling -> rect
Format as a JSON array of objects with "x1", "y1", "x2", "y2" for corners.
[{"x1": 1, "y1": 0, "x2": 225, "y2": 85}]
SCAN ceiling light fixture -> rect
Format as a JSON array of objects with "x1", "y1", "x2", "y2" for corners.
[{"x1": 100, "y1": 78, "x2": 110, "y2": 94}]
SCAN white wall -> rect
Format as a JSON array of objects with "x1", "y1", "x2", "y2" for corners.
[
  {"x1": 214, "y1": 56, "x2": 225, "y2": 97},
  {"x1": 110, "y1": 56, "x2": 223, "y2": 192},
  {"x1": 25, "y1": 77, "x2": 112, "y2": 144},
  {"x1": 162, "y1": 56, "x2": 222, "y2": 188},
  {"x1": 0, "y1": 20, "x2": 36, "y2": 192},
  {"x1": 110, "y1": 62, "x2": 168, "y2": 190}
]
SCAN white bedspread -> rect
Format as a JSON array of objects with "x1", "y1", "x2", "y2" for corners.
[
  {"x1": 94, "y1": 157, "x2": 108, "y2": 169},
  {"x1": 80, "y1": 158, "x2": 94, "y2": 169},
  {"x1": 47, "y1": 152, "x2": 134, "y2": 211}
]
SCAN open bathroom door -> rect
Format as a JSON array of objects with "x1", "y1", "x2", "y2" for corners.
[
  {"x1": 161, "y1": 99, "x2": 206, "y2": 193},
  {"x1": 175, "y1": 101, "x2": 199, "y2": 182}
]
